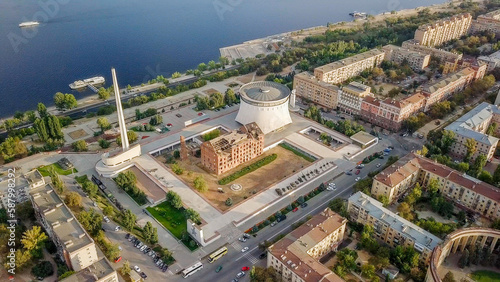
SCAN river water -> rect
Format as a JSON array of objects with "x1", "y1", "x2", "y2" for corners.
[{"x1": 0, "y1": 0, "x2": 446, "y2": 117}]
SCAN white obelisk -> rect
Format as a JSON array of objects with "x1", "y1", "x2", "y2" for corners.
[{"x1": 111, "y1": 68, "x2": 129, "y2": 151}]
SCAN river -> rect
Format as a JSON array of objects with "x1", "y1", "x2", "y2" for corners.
[{"x1": 0, "y1": 0, "x2": 447, "y2": 118}]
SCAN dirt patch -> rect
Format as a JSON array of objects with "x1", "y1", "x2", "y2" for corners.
[
  {"x1": 203, "y1": 88, "x2": 221, "y2": 95},
  {"x1": 128, "y1": 166, "x2": 166, "y2": 203},
  {"x1": 236, "y1": 73, "x2": 254, "y2": 84},
  {"x1": 68, "y1": 129, "x2": 89, "y2": 140},
  {"x1": 159, "y1": 146, "x2": 313, "y2": 211}
]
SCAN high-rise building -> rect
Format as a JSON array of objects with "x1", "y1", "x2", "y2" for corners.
[
  {"x1": 382, "y1": 44, "x2": 431, "y2": 71},
  {"x1": 293, "y1": 72, "x2": 340, "y2": 109},
  {"x1": 414, "y1": 13, "x2": 472, "y2": 47},
  {"x1": 267, "y1": 208, "x2": 346, "y2": 282},
  {"x1": 201, "y1": 123, "x2": 264, "y2": 175},
  {"x1": 314, "y1": 49, "x2": 385, "y2": 84},
  {"x1": 348, "y1": 192, "x2": 442, "y2": 263},
  {"x1": 471, "y1": 9, "x2": 500, "y2": 36}
]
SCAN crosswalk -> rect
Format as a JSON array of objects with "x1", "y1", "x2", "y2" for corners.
[{"x1": 219, "y1": 224, "x2": 259, "y2": 264}]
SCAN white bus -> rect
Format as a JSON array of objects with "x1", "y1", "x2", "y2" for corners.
[{"x1": 182, "y1": 262, "x2": 203, "y2": 278}]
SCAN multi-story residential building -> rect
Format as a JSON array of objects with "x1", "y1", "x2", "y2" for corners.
[
  {"x1": 201, "y1": 122, "x2": 264, "y2": 175},
  {"x1": 293, "y1": 72, "x2": 340, "y2": 109},
  {"x1": 267, "y1": 208, "x2": 346, "y2": 282},
  {"x1": 338, "y1": 82, "x2": 373, "y2": 115},
  {"x1": 445, "y1": 102, "x2": 500, "y2": 161},
  {"x1": 371, "y1": 153, "x2": 500, "y2": 220},
  {"x1": 60, "y1": 258, "x2": 118, "y2": 282},
  {"x1": 420, "y1": 67, "x2": 477, "y2": 111},
  {"x1": 382, "y1": 44, "x2": 431, "y2": 71},
  {"x1": 478, "y1": 49, "x2": 500, "y2": 72},
  {"x1": 348, "y1": 192, "x2": 442, "y2": 263},
  {"x1": 402, "y1": 39, "x2": 463, "y2": 63},
  {"x1": 471, "y1": 9, "x2": 500, "y2": 36},
  {"x1": 360, "y1": 93, "x2": 426, "y2": 131},
  {"x1": 30, "y1": 183, "x2": 99, "y2": 271},
  {"x1": 443, "y1": 56, "x2": 487, "y2": 77},
  {"x1": 414, "y1": 13, "x2": 472, "y2": 47},
  {"x1": 0, "y1": 169, "x2": 45, "y2": 209},
  {"x1": 314, "y1": 49, "x2": 385, "y2": 84}
]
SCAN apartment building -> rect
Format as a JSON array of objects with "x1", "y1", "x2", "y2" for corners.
[
  {"x1": 420, "y1": 67, "x2": 477, "y2": 111},
  {"x1": 0, "y1": 169, "x2": 45, "y2": 209},
  {"x1": 60, "y1": 258, "x2": 118, "y2": 282},
  {"x1": 314, "y1": 49, "x2": 385, "y2": 84},
  {"x1": 371, "y1": 153, "x2": 500, "y2": 220},
  {"x1": 30, "y1": 183, "x2": 99, "y2": 271},
  {"x1": 293, "y1": 72, "x2": 340, "y2": 109},
  {"x1": 338, "y1": 81, "x2": 373, "y2": 115},
  {"x1": 402, "y1": 39, "x2": 463, "y2": 63},
  {"x1": 382, "y1": 44, "x2": 431, "y2": 71},
  {"x1": 414, "y1": 13, "x2": 472, "y2": 47},
  {"x1": 267, "y1": 208, "x2": 346, "y2": 282},
  {"x1": 348, "y1": 192, "x2": 442, "y2": 263},
  {"x1": 478, "y1": 49, "x2": 500, "y2": 72},
  {"x1": 471, "y1": 9, "x2": 500, "y2": 36},
  {"x1": 360, "y1": 93, "x2": 426, "y2": 131},
  {"x1": 445, "y1": 102, "x2": 500, "y2": 161},
  {"x1": 443, "y1": 56, "x2": 488, "y2": 77},
  {"x1": 201, "y1": 122, "x2": 264, "y2": 175}
]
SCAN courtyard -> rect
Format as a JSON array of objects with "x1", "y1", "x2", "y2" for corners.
[{"x1": 160, "y1": 145, "x2": 314, "y2": 211}]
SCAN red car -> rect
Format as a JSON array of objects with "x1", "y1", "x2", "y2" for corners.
[
  {"x1": 198, "y1": 112, "x2": 204, "y2": 116},
  {"x1": 167, "y1": 123, "x2": 173, "y2": 127},
  {"x1": 355, "y1": 169, "x2": 360, "y2": 175},
  {"x1": 292, "y1": 207, "x2": 299, "y2": 212},
  {"x1": 114, "y1": 256, "x2": 122, "y2": 263},
  {"x1": 242, "y1": 266, "x2": 250, "y2": 271}
]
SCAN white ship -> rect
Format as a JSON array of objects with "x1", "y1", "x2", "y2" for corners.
[
  {"x1": 19, "y1": 21, "x2": 40, "y2": 28},
  {"x1": 69, "y1": 76, "x2": 105, "y2": 90}
]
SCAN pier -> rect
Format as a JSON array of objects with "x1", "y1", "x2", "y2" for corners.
[{"x1": 86, "y1": 83, "x2": 98, "y2": 93}]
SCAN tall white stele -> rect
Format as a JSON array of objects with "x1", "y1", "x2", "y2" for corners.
[{"x1": 111, "y1": 68, "x2": 129, "y2": 151}]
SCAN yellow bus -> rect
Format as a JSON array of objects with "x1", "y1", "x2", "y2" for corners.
[{"x1": 208, "y1": 246, "x2": 228, "y2": 263}]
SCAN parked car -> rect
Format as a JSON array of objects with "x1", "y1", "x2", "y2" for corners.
[
  {"x1": 236, "y1": 271, "x2": 246, "y2": 278},
  {"x1": 355, "y1": 169, "x2": 360, "y2": 175},
  {"x1": 242, "y1": 234, "x2": 250, "y2": 239},
  {"x1": 140, "y1": 272, "x2": 147, "y2": 279},
  {"x1": 270, "y1": 221, "x2": 277, "y2": 227},
  {"x1": 103, "y1": 216, "x2": 110, "y2": 223},
  {"x1": 242, "y1": 266, "x2": 250, "y2": 271},
  {"x1": 376, "y1": 163, "x2": 381, "y2": 168},
  {"x1": 345, "y1": 171, "x2": 352, "y2": 176},
  {"x1": 134, "y1": 266, "x2": 141, "y2": 273},
  {"x1": 259, "y1": 253, "x2": 267, "y2": 259},
  {"x1": 162, "y1": 265, "x2": 168, "y2": 272},
  {"x1": 125, "y1": 233, "x2": 130, "y2": 239},
  {"x1": 114, "y1": 226, "x2": 121, "y2": 231},
  {"x1": 300, "y1": 203, "x2": 308, "y2": 208},
  {"x1": 198, "y1": 112, "x2": 204, "y2": 116},
  {"x1": 114, "y1": 256, "x2": 122, "y2": 263},
  {"x1": 355, "y1": 177, "x2": 361, "y2": 182},
  {"x1": 292, "y1": 207, "x2": 299, "y2": 212}
]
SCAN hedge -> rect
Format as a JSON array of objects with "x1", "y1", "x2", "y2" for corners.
[
  {"x1": 279, "y1": 143, "x2": 315, "y2": 162},
  {"x1": 218, "y1": 154, "x2": 277, "y2": 185}
]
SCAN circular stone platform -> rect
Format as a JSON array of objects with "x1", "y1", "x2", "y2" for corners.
[{"x1": 230, "y1": 184, "x2": 242, "y2": 191}]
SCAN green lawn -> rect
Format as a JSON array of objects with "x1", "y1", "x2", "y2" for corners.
[
  {"x1": 471, "y1": 270, "x2": 500, "y2": 282},
  {"x1": 146, "y1": 202, "x2": 198, "y2": 251},
  {"x1": 38, "y1": 163, "x2": 77, "y2": 176}
]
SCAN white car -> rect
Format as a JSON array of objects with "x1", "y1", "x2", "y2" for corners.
[
  {"x1": 103, "y1": 216, "x2": 110, "y2": 223},
  {"x1": 326, "y1": 186, "x2": 334, "y2": 191},
  {"x1": 241, "y1": 247, "x2": 249, "y2": 252},
  {"x1": 115, "y1": 226, "x2": 121, "y2": 231},
  {"x1": 134, "y1": 265, "x2": 141, "y2": 273},
  {"x1": 355, "y1": 177, "x2": 361, "y2": 182}
]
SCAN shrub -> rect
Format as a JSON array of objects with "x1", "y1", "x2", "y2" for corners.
[
  {"x1": 225, "y1": 198, "x2": 233, "y2": 206},
  {"x1": 171, "y1": 163, "x2": 184, "y2": 175},
  {"x1": 218, "y1": 154, "x2": 277, "y2": 185}
]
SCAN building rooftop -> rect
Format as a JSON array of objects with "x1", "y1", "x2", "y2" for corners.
[
  {"x1": 402, "y1": 93, "x2": 426, "y2": 105},
  {"x1": 30, "y1": 184, "x2": 94, "y2": 253},
  {"x1": 24, "y1": 170, "x2": 44, "y2": 185},
  {"x1": 343, "y1": 81, "x2": 371, "y2": 94},
  {"x1": 268, "y1": 208, "x2": 346, "y2": 282},
  {"x1": 479, "y1": 9, "x2": 500, "y2": 20},
  {"x1": 60, "y1": 258, "x2": 116, "y2": 282},
  {"x1": 349, "y1": 192, "x2": 442, "y2": 251},
  {"x1": 205, "y1": 123, "x2": 263, "y2": 156},
  {"x1": 421, "y1": 67, "x2": 475, "y2": 94},
  {"x1": 416, "y1": 13, "x2": 471, "y2": 31},
  {"x1": 315, "y1": 49, "x2": 384, "y2": 73},
  {"x1": 375, "y1": 153, "x2": 500, "y2": 203},
  {"x1": 350, "y1": 131, "x2": 377, "y2": 146},
  {"x1": 445, "y1": 102, "x2": 500, "y2": 146},
  {"x1": 239, "y1": 81, "x2": 290, "y2": 102},
  {"x1": 294, "y1": 72, "x2": 340, "y2": 91}
]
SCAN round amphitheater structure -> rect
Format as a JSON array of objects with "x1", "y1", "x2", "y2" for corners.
[
  {"x1": 426, "y1": 227, "x2": 500, "y2": 281},
  {"x1": 235, "y1": 81, "x2": 292, "y2": 134}
]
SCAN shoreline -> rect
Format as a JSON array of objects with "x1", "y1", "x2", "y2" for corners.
[{"x1": 0, "y1": 0, "x2": 485, "y2": 123}]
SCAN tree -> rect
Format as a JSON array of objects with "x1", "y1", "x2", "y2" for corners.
[
  {"x1": 54, "y1": 92, "x2": 66, "y2": 110},
  {"x1": 65, "y1": 94, "x2": 78, "y2": 109},
  {"x1": 105, "y1": 243, "x2": 120, "y2": 261},
  {"x1": 487, "y1": 122, "x2": 498, "y2": 135},
  {"x1": 97, "y1": 117, "x2": 111, "y2": 132},
  {"x1": 37, "y1": 103, "x2": 48, "y2": 118},
  {"x1": 361, "y1": 264, "x2": 376, "y2": 279},
  {"x1": 171, "y1": 72, "x2": 182, "y2": 79},
  {"x1": 471, "y1": 154, "x2": 487, "y2": 177},
  {"x1": 442, "y1": 271, "x2": 456, "y2": 282},
  {"x1": 208, "y1": 60, "x2": 217, "y2": 70},
  {"x1": 0, "y1": 137, "x2": 28, "y2": 162},
  {"x1": 82, "y1": 181, "x2": 98, "y2": 197},
  {"x1": 197, "y1": 63, "x2": 207, "y2": 72},
  {"x1": 193, "y1": 176, "x2": 208, "y2": 192},
  {"x1": 65, "y1": 192, "x2": 82, "y2": 208},
  {"x1": 97, "y1": 87, "x2": 110, "y2": 100},
  {"x1": 143, "y1": 222, "x2": 158, "y2": 244},
  {"x1": 31, "y1": 261, "x2": 54, "y2": 278},
  {"x1": 397, "y1": 202, "x2": 413, "y2": 221},
  {"x1": 427, "y1": 178, "x2": 440, "y2": 195},
  {"x1": 21, "y1": 226, "x2": 48, "y2": 256},
  {"x1": 219, "y1": 56, "x2": 229, "y2": 66},
  {"x1": 185, "y1": 208, "x2": 201, "y2": 223},
  {"x1": 224, "y1": 88, "x2": 237, "y2": 105},
  {"x1": 166, "y1": 191, "x2": 183, "y2": 209},
  {"x1": 122, "y1": 209, "x2": 137, "y2": 231},
  {"x1": 120, "y1": 260, "x2": 131, "y2": 276},
  {"x1": 464, "y1": 138, "x2": 477, "y2": 161},
  {"x1": 103, "y1": 206, "x2": 114, "y2": 216},
  {"x1": 72, "y1": 140, "x2": 88, "y2": 152},
  {"x1": 77, "y1": 209, "x2": 103, "y2": 235},
  {"x1": 378, "y1": 195, "x2": 389, "y2": 207}
]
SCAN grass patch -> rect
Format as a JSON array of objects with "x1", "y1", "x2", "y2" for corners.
[
  {"x1": 279, "y1": 143, "x2": 315, "y2": 162},
  {"x1": 146, "y1": 202, "x2": 198, "y2": 251},
  {"x1": 218, "y1": 153, "x2": 278, "y2": 185},
  {"x1": 471, "y1": 270, "x2": 500, "y2": 282},
  {"x1": 38, "y1": 163, "x2": 77, "y2": 176}
]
